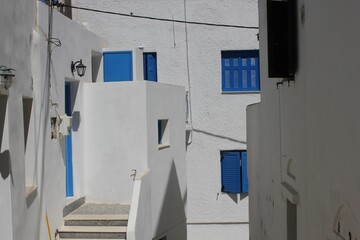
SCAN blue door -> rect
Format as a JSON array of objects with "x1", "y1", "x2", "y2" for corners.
[
  {"x1": 65, "y1": 82, "x2": 73, "y2": 197},
  {"x1": 103, "y1": 51, "x2": 133, "y2": 82},
  {"x1": 143, "y1": 52, "x2": 157, "y2": 82}
]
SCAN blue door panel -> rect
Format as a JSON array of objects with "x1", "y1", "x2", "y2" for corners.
[
  {"x1": 221, "y1": 151, "x2": 241, "y2": 193},
  {"x1": 104, "y1": 51, "x2": 133, "y2": 82},
  {"x1": 143, "y1": 52, "x2": 157, "y2": 82},
  {"x1": 65, "y1": 82, "x2": 73, "y2": 197},
  {"x1": 241, "y1": 151, "x2": 249, "y2": 193}
]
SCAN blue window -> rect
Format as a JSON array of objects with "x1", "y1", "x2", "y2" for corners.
[
  {"x1": 221, "y1": 150, "x2": 248, "y2": 193},
  {"x1": 103, "y1": 51, "x2": 133, "y2": 82},
  {"x1": 221, "y1": 50, "x2": 260, "y2": 92},
  {"x1": 143, "y1": 52, "x2": 157, "y2": 82}
]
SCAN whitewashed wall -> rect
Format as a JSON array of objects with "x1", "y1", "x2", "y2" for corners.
[
  {"x1": 83, "y1": 81, "x2": 187, "y2": 239},
  {"x1": 83, "y1": 82, "x2": 148, "y2": 203},
  {"x1": 72, "y1": 1, "x2": 259, "y2": 239},
  {"x1": 146, "y1": 82, "x2": 187, "y2": 239},
  {"x1": 248, "y1": 0, "x2": 360, "y2": 239},
  {"x1": 0, "y1": 1, "x2": 106, "y2": 240}
]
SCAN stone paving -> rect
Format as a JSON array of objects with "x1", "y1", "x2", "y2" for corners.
[{"x1": 72, "y1": 203, "x2": 130, "y2": 215}]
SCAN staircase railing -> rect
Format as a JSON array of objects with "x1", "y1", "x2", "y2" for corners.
[{"x1": 127, "y1": 169, "x2": 151, "y2": 240}]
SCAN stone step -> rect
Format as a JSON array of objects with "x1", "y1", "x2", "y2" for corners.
[
  {"x1": 72, "y1": 203, "x2": 130, "y2": 215},
  {"x1": 58, "y1": 239, "x2": 125, "y2": 240},
  {"x1": 58, "y1": 226, "x2": 126, "y2": 239},
  {"x1": 64, "y1": 214, "x2": 128, "y2": 226}
]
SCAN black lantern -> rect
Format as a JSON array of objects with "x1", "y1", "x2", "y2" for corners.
[{"x1": 71, "y1": 59, "x2": 87, "y2": 77}]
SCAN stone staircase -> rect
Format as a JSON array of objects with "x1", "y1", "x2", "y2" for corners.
[{"x1": 58, "y1": 203, "x2": 130, "y2": 240}]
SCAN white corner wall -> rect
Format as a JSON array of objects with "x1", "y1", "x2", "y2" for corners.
[
  {"x1": 83, "y1": 81, "x2": 187, "y2": 239},
  {"x1": 145, "y1": 82, "x2": 186, "y2": 239},
  {"x1": 248, "y1": 0, "x2": 360, "y2": 239},
  {"x1": 83, "y1": 82, "x2": 148, "y2": 203}
]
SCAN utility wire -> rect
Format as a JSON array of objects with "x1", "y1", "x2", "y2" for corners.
[{"x1": 52, "y1": 3, "x2": 258, "y2": 29}]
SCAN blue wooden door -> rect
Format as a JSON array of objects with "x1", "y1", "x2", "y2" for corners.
[
  {"x1": 143, "y1": 52, "x2": 157, "y2": 82},
  {"x1": 103, "y1": 51, "x2": 133, "y2": 82},
  {"x1": 65, "y1": 82, "x2": 73, "y2": 197}
]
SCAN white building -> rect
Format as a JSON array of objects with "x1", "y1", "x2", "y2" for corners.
[
  {"x1": 71, "y1": 1, "x2": 260, "y2": 239},
  {"x1": 0, "y1": 1, "x2": 187, "y2": 240},
  {"x1": 248, "y1": 0, "x2": 360, "y2": 239}
]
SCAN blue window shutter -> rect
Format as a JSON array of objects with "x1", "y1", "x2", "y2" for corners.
[
  {"x1": 241, "y1": 151, "x2": 249, "y2": 193},
  {"x1": 221, "y1": 151, "x2": 241, "y2": 193},
  {"x1": 103, "y1": 51, "x2": 133, "y2": 82},
  {"x1": 143, "y1": 52, "x2": 157, "y2": 82},
  {"x1": 221, "y1": 50, "x2": 260, "y2": 92}
]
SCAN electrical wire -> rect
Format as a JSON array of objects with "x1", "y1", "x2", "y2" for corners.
[
  {"x1": 183, "y1": 0, "x2": 194, "y2": 145},
  {"x1": 50, "y1": 2, "x2": 258, "y2": 29},
  {"x1": 48, "y1": 37, "x2": 62, "y2": 52}
]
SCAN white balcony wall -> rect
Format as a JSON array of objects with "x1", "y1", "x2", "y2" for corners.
[
  {"x1": 83, "y1": 81, "x2": 187, "y2": 239},
  {"x1": 83, "y1": 82, "x2": 148, "y2": 203}
]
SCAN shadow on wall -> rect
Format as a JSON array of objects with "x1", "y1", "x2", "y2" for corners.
[
  {"x1": 225, "y1": 193, "x2": 248, "y2": 204},
  {"x1": 0, "y1": 150, "x2": 12, "y2": 183},
  {"x1": 185, "y1": 131, "x2": 191, "y2": 150},
  {"x1": 0, "y1": 95, "x2": 7, "y2": 150},
  {"x1": 193, "y1": 128, "x2": 246, "y2": 144},
  {"x1": 0, "y1": 96, "x2": 12, "y2": 183},
  {"x1": 72, "y1": 111, "x2": 80, "y2": 131},
  {"x1": 91, "y1": 51, "x2": 102, "y2": 83},
  {"x1": 154, "y1": 160, "x2": 187, "y2": 240}
]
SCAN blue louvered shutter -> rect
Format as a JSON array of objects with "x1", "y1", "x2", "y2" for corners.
[
  {"x1": 143, "y1": 53, "x2": 157, "y2": 82},
  {"x1": 241, "y1": 151, "x2": 248, "y2": 193},
  {"x1": 103, "y1": 51, "x2": 133, "y2": 82},
  {"x1": 221, "y1": 151, "x2": 241, "y2": 193},
  {"x1": 221, "y1": 50, "x2": 260, "y2": 92}
]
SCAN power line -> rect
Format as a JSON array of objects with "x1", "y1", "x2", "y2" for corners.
[{"x1": 53, "y1": 3, "x2": 259, "y2": 29}]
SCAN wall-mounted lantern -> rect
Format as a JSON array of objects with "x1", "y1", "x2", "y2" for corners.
[
  {"x1": 0, "y1": 66, "x2": 15, "y2": 89},
  {"x1": 71, "y1": 59, "x2": 87, "y2": 77}
]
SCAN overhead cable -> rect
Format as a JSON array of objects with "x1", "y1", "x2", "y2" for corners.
[{"x1": 52, "y1": 3, "x2": 259, "y2": 29}]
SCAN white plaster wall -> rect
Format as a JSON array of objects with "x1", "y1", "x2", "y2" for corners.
[
  {"x1": 248, "y1": 0, "x2": 360, "y2": 239},
  {"x1": 83, "y1": 82, "x2": 148, "y2": 203},
  {"x1": 188, "y1": 224, "x2": 249, "y2": 240},
  {"x1": 36, "y1": 5, "x2": 107, "y2": 239},
  {"x1": 146, "y1": 82, "x2": 186, "y2": 239},
  {"x1": 0, "y1": 1, "x2": 106, "y2": 240},
  {"x1": 0, "y1": 0, "x2": 35, "y2": 239},
  {"x1": 83, "y1": 81, "x2": 187, "y2": 239},
  {"x1": 72, "y1": 1, "x2": 259, "y2": 238}
]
